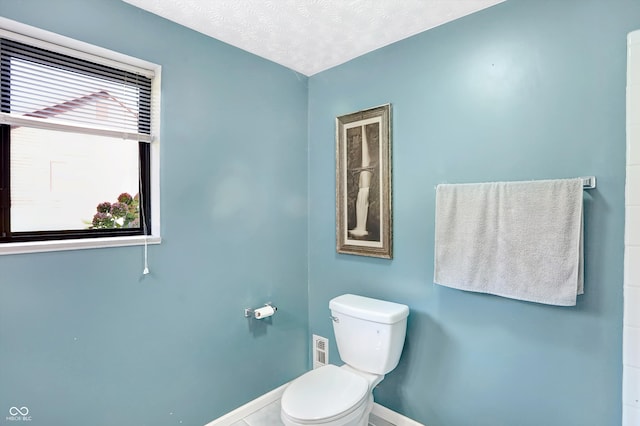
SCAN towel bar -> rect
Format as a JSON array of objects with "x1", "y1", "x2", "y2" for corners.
[
  {"x1": 435, "y1": 177, "x2": 596, "y2": 190},
  {"x1": 581, "y1": 176, "x2": 596, "y2": 189}
]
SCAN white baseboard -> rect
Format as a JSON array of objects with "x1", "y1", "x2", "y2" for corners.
[
  {"x1": 204, "y1": 383, "x2": 288, "y2": 426},
  {"x1": 371, "y1": 403, "x2": 424, "y2": 426},
  {"x1": 204, "y1": 383, "x2": 424, "y2": 426}
]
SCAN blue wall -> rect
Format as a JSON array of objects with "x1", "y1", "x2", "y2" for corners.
[
  {"x1": 0, "y1": 1, "x2": 309, "y2": 425},
  {"x1": 2, "y1": 0, "x2": 638, "y2": 425},
  {"x1": 308, "y1": 0, "x2": 638, "y2": 425}
]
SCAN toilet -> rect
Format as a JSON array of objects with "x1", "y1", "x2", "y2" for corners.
[{"x1": 281, "y1": 294, "x2": 409, "y2": 426}]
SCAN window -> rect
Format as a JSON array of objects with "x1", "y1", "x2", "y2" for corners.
[{"x1": 0, "y1": 19, "x2": 160, "y2": 254}]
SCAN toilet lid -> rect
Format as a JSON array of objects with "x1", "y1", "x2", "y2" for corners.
[{"x1": 281, "y1": 365, "x2": 369, "y2": 422}]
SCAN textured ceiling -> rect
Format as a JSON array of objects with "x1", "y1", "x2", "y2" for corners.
[{"x1": 122, "y1": 0, "x2": 505, "y2": 76}]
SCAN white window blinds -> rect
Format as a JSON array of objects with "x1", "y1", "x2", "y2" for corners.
[{"x1": 0, "y1": 37, "x2": 153, "y2": 142}]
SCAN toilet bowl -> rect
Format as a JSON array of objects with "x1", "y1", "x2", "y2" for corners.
[
  {"x1": 280, "y1": 365, "x2": 377, "y2": 426},
  {"x1": 280, "y1": 294, "x2": 409, "y2": 426}
]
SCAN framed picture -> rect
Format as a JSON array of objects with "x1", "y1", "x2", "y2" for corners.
[{"x1": 336, "y1": 104, "x2": 392, "y2": 259}]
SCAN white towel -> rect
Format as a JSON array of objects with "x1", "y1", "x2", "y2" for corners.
[{"x1": 433, "y1": 178, "x2": 584, "y2": 306}]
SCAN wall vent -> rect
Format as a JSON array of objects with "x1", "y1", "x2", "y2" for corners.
[{"x1": 312, "y1": 334, "x2": 328, "y2": 369}]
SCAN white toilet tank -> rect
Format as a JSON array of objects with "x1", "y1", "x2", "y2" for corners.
[{"x1": 329, "y1": 294, "x2": 409, "y2": 375}]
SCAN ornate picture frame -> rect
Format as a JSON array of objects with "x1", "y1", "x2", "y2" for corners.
[{"x1": 336, "y1": 104, "x2": 392, "y2": 259}]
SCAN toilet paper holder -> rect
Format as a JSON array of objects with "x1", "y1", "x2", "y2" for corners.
[{"x1": 244, "y1": 303, "x2": 277, "y2": 319}]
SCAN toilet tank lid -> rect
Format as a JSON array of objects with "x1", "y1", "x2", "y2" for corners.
[{"x1": 329, "y1": 294, "x2": 409, "y2": 324}]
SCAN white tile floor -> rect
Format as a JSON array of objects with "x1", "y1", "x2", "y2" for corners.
[
  {"x1": 230, "y1": 399, "x2": 282, "y2": 426},
  {"x1": 229, "y1": 399, "x2": 394, "y2": 426}
]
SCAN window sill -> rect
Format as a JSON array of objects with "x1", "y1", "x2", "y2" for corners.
[{"x1": 0, "y1": 235, "x2": 161, "y2": 255}]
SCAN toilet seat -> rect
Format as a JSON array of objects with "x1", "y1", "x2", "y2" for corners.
[{"x1": 281, "y1": 364, "x2": 369, "y2": 424}]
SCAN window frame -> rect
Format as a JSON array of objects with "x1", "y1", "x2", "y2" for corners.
[{"x1": 0, "y1": 17, "x2": 161, "y2": 255}]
